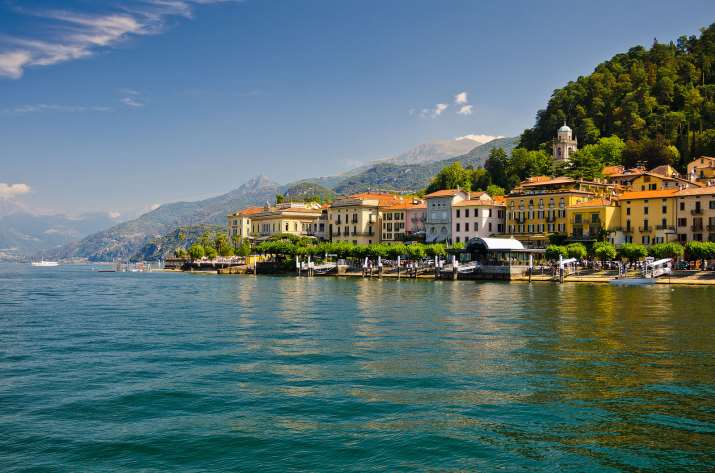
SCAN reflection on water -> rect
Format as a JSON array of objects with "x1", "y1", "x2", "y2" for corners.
[{"x1": 1, "y1": 264, "x2": 714, "y2": 472}]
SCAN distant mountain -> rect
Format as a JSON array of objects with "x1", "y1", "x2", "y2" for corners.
[
  {"x1": 281, "y1": 181, "x2": 337, "y2": 202},
  {"x1": 131, "y1": 224, "x2": 225, "y2": 262},
  {"x1": 38, "y1": 137, "x2": 517, "y2": 262},
  {"x1": 333, "y1": 136, "x2": 518, "y2": 195},
  {"x1": 380, "y1": 138, "x2": 482, "y2": 166},
  {"x1": 43, "y1": 176, "x2": 280, "y2": 262},
  {"x1": 0, "y1": 208, "x2": 121, "y2": 261}
]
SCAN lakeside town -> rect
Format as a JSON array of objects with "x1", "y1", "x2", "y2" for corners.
[{"x1": 164, "y1": 124, "x2": 715, "y2": 285}]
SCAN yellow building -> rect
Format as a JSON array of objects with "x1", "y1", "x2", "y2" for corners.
[
  {"x1": 674, "y1": 186, "x2": 715, "y2": 243},
  {"x1": 247, "y1": 202, "x2": 323, "y2": 239},
  {"x1": 227, "y1": 206, "x2": 262, "y2": 241},
  {"x1": 566, "y1": 199, "x2": 620, "y2": 242},
  {"x1": 628, "y1": 171, "x2": 697, "y2": 191},
  {"x1": 505, "y1": 176, "x2": 615, "y2": 248},
  {"x1": 686, "y1": 156, "x2": 715, "y2": 184},
  {"x1": 612, "y1": 189, "x2": 679, "y2": 245},
  {"x1": 328, "y1": 192, "x2": 403, "y2": 245}
]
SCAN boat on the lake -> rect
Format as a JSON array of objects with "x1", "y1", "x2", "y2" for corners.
[
  {"x1": 31, "y1": 260, "x2": 59, "y2": 267},
  {"x1": 609, "y1": 258, "x2": 672, "y2": 286}
]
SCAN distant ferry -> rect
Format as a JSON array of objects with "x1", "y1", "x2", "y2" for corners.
[{"x1": 31, "y1": 260, "x2": 59, "y2": 267}]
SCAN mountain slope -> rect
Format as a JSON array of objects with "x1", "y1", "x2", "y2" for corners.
[
  {"x1": 43, "y1": 176, "x2": 280, "y2": 261},
  {"x1": 0, "y1": 210, "x2": 121, "y2": 261},
  {"x1": 333, "y1": 137, "x2": 518, "y2": 194}
]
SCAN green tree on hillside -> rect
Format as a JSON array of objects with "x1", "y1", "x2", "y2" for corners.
[{"x1": 425, "y1": 162, "x2": 473, "y2": 193}]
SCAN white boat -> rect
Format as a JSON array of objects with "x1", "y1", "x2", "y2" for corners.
[
  {"x1": 609, "y1": 258, "x2": 671, "y2": 286},
  {"x1": 31, "y1": 260, "x2": 59, "y2": 267}
]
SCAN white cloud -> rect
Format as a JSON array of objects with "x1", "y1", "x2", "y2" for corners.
[
  {"x1": 457, "y1": 104, "x2": 473, "y2": 115},
  {"x1": 3, "y1": 104, "x2": 111, "y2": 113},
  {"x1": 108, "y1": 211, "x2": 121, "y2": 219},
  {"x1": 454, "y1": 91, "x2": 468, "y2": 104},
  {"x1": 0, "y1": 183, "x2": 31, "y2": 199},
  {"x1": 120, "y1": 96, "x2": 144, "y2": 108},
  {"x1": 455, "y1": 134, "x2": 504, "y2": 144},
  {"x1": 433, "y1": 103, "x2": 448, "y2": 117},
  {"x1": 0, "y1": 1, "x2": 236, "y2": 79},
  {"x1": 149, "y1": 203, "x2": 161, "y2": 211}
]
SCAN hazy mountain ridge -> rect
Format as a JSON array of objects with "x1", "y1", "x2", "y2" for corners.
[{"x1": 37, "y1": 137, "x2": 517, "y2": 261}]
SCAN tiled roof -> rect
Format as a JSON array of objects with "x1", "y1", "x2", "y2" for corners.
[
  {"x1": 341, "y1": 192, "x2": 403, "y2": 207},
  {"x1": 674, "y1": 186, "x2": 715, "y2": 197},
  {"x1": 602, "y1": 165, "x2": 625, "y2": 176},
  {"x1": 520, "y1": 176, "x2": 577, "y2": 187},
  {"x1": 424, "y1": 189, "x2": 466, "y2": 198},
  {"x1": 234, "y1": 206, "x2": 263, "y2": 216},
  {"x1": 385, "y1": 201, "x2": 426, "y2": 210},
  {"x1": 615, "y1": 189, "x2": 679, "y2": 200}
]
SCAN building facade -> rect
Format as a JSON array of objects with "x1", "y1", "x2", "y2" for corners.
[
  {"x1": 565, "y1": 199, "x2": 620, "y2": 243},
  {"x1": 327, "y1": 193, "x2": 402, "y2": 245},
  {"x1": 247, "y1": 202, "x2": 323, "y2": 239},
  {"x1": 227, "y1": 206, "x2": 262, "y2": 241},
  {"x1": 450, "y1": 193, "x2": 506, "y2": 244},
  {"x1": 505, "y1": 177, "x2": 614, "y2": 248},
  {"x1": 424, "y1": 189, "x2": 468, "y2": 243},
  {"x1": 674, "y1": 187, "x2": 715, "y2": 243},
  {"x1": 381, "y1": 199, "x2": 426, "y2": 241},
  {"x1": 612, "y1": 190, "x2": 678, "y2": 245},
  {"x1": 686, "y1": 156, "x2": 715, "y2": 185},
  {"x1": 552, "y1": 124, "x2": 578, "y2": 162}
]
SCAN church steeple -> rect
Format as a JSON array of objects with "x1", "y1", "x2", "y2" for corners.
[{"x1": 553, "y1": 123, "x2": 577, "y2": 162}]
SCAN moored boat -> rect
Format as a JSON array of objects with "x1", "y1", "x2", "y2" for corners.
[{"x1": 31, "y1": 260, "x2": 59, "y2": 267}]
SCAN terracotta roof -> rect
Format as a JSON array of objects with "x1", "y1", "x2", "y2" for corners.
[
  {"x1": 675, "y1": 186, "x2": 715, "y2": 197},
  {"x1": 520, "y1": 176, "x2": 577, "y2": 187},
  {"x1": 385, "y1": 201, "x2": 426, "y2": 210},
  {"x1": 615, "y1": 189, "x2": 679, "y2": 200},
  {"x1": 424, "y1": 189, "x2": 467, "y2": 198},
  {"x1": 234, "y1": 206, "x2": 263, "y2": 216},
  {"x1": 492, "y1": 195, "x2": 506, "y2": 203},
  {"x1": 602, "y1": 165, "x2": 625, "y2": 176},
  {"x1": 568, "y1": 198, "x2": 612, "y2": 208},
  {"x1": 342, "y1": 192, "x2": 403, "y2": 207}
]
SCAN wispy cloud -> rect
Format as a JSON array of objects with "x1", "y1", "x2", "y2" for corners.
[
  {"x1": 0, "y1": 183, "x2": 31, "y2": 199},
  {"x1": 2, "y1": 104, "x2": 111, "y2": 113},
  {"x1": 0, "y1": 1, "x2": 237, "y2": 79},
  {"x1": 417, "y1": 103, "x2": 448, "y2": 119},
  {"x1": 457, "y1": 104, "x2": 473, "y2": 115},
  {"x1": 454, "y1": 91, "x2": 468, "y2": 104}
]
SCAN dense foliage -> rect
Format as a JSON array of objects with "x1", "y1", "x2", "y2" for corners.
[{"x1": 520, "y1": 23, "x2": 715, "y2": 169}]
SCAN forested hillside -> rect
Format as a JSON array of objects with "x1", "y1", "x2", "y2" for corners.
[{"x1": 520, "y1": 23, "x2": 715, "y2": 170}]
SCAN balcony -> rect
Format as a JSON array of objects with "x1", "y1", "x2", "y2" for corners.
[
  {"x1": 656, "y1": 225, "x2": 676, "y2": 232},
  {"x1": 351, "y1": 216, "x2": 358, "y2": 224},
  {"x1": 691, "y1": 209, "x2": 704, "y2": 215},
  {"x1": 546, "y1": 215, "x2": 556, "y2": 223},
  {"x1": 691, "y1": 225, "x2": 704, "y2": 231},
  {"x1": 638, "y1": 227, "x2": 652, "y2": 233},
  {"x1": 708, "y1": 224, "x2": 715, "y2": 231},
  {"x1": 623, "y1": 227, "x2": 633, "y2": 233}
]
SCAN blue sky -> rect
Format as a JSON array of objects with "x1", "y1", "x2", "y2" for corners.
[{"x1": 1, "y1": 0, "x2": 714, "y2": 216}]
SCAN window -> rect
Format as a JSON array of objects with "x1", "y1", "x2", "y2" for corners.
[
  {"x1": 455, "y1": 236, "x2": 460, "y2": 243},
  {"x1": 662, "y1": 206, "x2": 667, "y2": 214},
  {"x1": 709, "y1": 200, "x2": 715, "y2": 210},
  {"x1": 465, "y1": 209, "x2": 469, "y2": 218},
  {"x1": 680, "y1": 202, "x2": 685, "y2": 211},
  {"x1": 644, "y1": 207, "x2": 648, "y2": 215},
  {"x1": 678, "y1": 218, "x2": 687, "y2": 227},
  {"x1": 456, "y1": 209, "x2": 460, "y2": 218},
  {"x1": 488, "y1": 222, "x2": 493, "y2": 232},
  {"x1": 465, "y1": 222, "x2": 470, "y2": 232},
  {"x1": 456, "y1": 223, "x2": 460, "y2": 232}
]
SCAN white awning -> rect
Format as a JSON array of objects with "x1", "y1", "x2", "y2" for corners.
[{"x1": 468, "y1": 237, "x2": 525, "y2": 251}]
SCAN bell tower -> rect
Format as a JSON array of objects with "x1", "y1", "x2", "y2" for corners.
[{"x1": 553, "y1": 123, "x2": 577, "y2": 162}]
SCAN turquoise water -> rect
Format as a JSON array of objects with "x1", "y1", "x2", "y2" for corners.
[{"x1": 1, "y1": 264, "x2": 714, "y2": 472}]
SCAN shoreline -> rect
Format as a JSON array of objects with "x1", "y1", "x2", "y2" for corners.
[{"x1": 172, "y1": 267, "x2": 715, "y2": 285}]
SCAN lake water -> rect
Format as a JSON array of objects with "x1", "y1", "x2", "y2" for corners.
[{"x1": 1, "y1": 264, "x2": 714, "y2": 472}]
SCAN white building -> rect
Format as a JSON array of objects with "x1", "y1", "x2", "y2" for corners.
[
  {"x1": 553, "y1": 123, "x2": 578, "y2": 162},
  {"x1": 451, "y1": 193, "x2": 507, "y2": 244},
  {"x1": 424, "y1": 189, "x2": 468, "y2": 243}
]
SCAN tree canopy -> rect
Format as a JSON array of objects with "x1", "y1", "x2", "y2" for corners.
[{"x1": 520, "y1": 23, "x2": 715, "y2": 169}]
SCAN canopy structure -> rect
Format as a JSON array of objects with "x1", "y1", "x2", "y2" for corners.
[
  {"x1": 466, "y1": 237, "x2": 525, "y2": 252},
  {"x1": 465, "y1": 237, "x2": 542, "y2": 267}
]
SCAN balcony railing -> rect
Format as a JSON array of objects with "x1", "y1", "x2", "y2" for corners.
[
  {"x1": 691, "y1": 209, "x2": 703, "y2": 215},
  {"x1": 691, "y1": 225, "x2": 704, "y2": 231},
  {"x1": 708, "y1": 224, "x2": 715, "y2": 230},
  {"x1": 638, "y1": 227, "x2": 652, "y2": 233},
  {"x1": 656, "y1": 225, "x2": 676, "y2": 232}
]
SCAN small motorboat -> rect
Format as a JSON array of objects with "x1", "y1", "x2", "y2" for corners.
[{"x1": 31, "y1": 260, "x2": 59, "y2": 267}]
